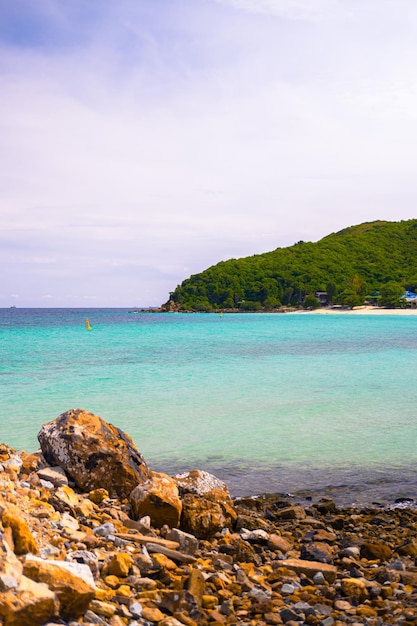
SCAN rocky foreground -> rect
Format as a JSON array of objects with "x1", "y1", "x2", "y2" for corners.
[{"x1": 1, "y1": 410, "x2": 417, "y2": 626}]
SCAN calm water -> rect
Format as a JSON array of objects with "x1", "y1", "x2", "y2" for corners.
[{"x1": 1, "y1": 308, "x2": 417, "y2": 505}]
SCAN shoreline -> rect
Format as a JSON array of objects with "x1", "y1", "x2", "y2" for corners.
[
  {"x1": 3, "y1": 411, "x2": 417, "y2": 624},
  {"x1": 301, "y1": 305, "x2": 417, "y2": 315}
]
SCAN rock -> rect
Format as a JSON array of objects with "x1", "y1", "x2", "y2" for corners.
[
  {"x1": 0, "y1": 574, "x2": 59, "y2": 626},
  {"x1": 280, "y1": 558, "x2": 337, "y2": 583},
  {"x1": 180, "y1": 492, "x2": 237, "y2": 539},
  {"x1": 300, "y1": 541, "x2": 334, "y2": 564},
  {"x1": 165, "y1": 527, "x2": 198, "y2": 555},
  {"x1": 129, "y1": 472, "x2": 182, "y2": 528},
  {"x1": 186, "y1": 568, "x2": 206, "y2": 605},
  {"x1": 23, "y1": 555, "x2": 95, "y2": 620},
  {"x1": 107, "y1": 552, "x2": 134, "y2": 577},
  {"x1": 360, "y1": 541, "x2": 392, "y2": 561},
  {"x1": 37, "y1": 408, "x2": 150, "y2": 498},
  {"x1": 340, "y1": 577, "x2": 368, "y2": 602},
  {"x1": 142, "y1": 606, "x2": 166, "y2": 622},
  {"x1": 2, "y1": 507, "x2": 38, "y2": 555},
  {"x1": 275, "y1": 505, "x2": 306, "y2": 520},
  {"x1": 267, "y1": 533, "x2": 292, "y2": 553},
  {"x1": 174, "y1": 469, "x2": 230, "y2": 498},
  {"x1": 37, "y1": 466, "x2": 68, "y2": 487},
  {"x1": 0, "y1": 534, "x2": 23, "y2": 582}
]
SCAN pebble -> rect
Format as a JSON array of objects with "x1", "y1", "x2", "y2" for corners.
[{"x1": 2, "y1": 423, "x2": 417, "y2": 626}]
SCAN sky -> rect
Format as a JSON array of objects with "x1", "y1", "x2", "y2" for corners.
[{"x1": 1, "y1": 0, "x2": 417, "y2": 307}]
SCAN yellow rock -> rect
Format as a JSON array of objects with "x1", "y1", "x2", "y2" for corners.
[
  {"x1": 95, "y1": 587, "x2": 115, "y2": 601},
  {"x1": 75, "y1": 498, "x2": 96, "y2": 516},
  {"x1": 117, "y1": 584, "x2": 132, "y2": 597},
  {"x1": 23, "y1": 556, "x2": 95, "y2": 620},
  {"x1": 54, "y1": 485, "x2": 80, "y2": 507},
  {"x1": 104, "y1": 574, "x2": 121, "y2": 589},
  {"x1": 142, "y1": 606, "x2": 166, "y2": 622},
  {"x1": 151, "y1": 552, "x2": 177, "y2": 570},
  {"x1": 0, "y1": 574, "x2": 58, "y2": 626},
  {"x1": 89, "y1": 488, "x2": 110, "y2": 504},
  {"x1": 202, "y1": 594, "x2": 218, "y2": 609},
  {"x1": 89, "y1": 599, "x2": 117, "y2": 617},
  {"x1": 107, "y1": 552, "x2": 134, "y2": 577},
  {"x1": 357, "y1": 606, "x2": 378, "y2": 617},
  {"x1": 2, "y1": 509, "x2": 38, "y2": 555},
  {"x1": 341, "y1": 578, "x2": 368, "y2": 603}
]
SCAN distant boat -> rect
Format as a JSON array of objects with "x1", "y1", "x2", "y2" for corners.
[{"x1": 85, "y1": 318, "x2": 92, "y2": 331}]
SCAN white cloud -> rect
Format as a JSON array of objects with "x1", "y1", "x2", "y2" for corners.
[
  {"x1": 1, "y1": 0, "x2": 417, "y2": 305},
  {"x1": 214, "y1": 0, "x2": 344, "y2": 20}
]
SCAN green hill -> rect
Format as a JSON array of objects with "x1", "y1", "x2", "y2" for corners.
[{"x1": 165, "y1": 219, "x2": 417, "y2": 311}]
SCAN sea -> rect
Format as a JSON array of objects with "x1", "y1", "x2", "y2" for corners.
[{"x1": 1, "y1": 307, "x2": 417, "y2": 507}]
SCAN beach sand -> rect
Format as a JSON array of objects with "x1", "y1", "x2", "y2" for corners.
[{"x1": 307, "y1": 305, "x2": 417, "y2": 315}]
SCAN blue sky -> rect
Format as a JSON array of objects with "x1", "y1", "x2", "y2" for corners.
[{"x1": 2, "y1": 0, "x2": 417, "y2": 307}]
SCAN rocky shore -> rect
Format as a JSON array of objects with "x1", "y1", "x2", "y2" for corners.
[{"x1": 1, "y1": 410, "x2": 417, "y2": 626}]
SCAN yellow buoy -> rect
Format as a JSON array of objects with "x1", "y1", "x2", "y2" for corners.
[{"x1": 86, "y1": 318, "x2": 92, "y2": 330}]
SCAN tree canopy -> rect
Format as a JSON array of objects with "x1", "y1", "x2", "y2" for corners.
[{"x1": 164, "y1": 219, "x2": 417, "y2": 311}]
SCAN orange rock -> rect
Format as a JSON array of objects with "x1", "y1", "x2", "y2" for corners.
[
  {"x1": 38, "y1": 408, "x2": 150, "y2": 498},
  {"x1": 142, "y1": 606, "x2": 166, "y2": 622},
  {"x1": 279, "y1": 558, "x2": 337, "y2": 583},
  {"x1": 0, "y1": 575, "x2": 58, "y2": 626},
  {"x1": 187, "y1": 568, "x2": 206, "y2": 605},
  {"x1": 130, "y1": 472, "x2": 182, "y2": 528},
  {"x1": 23, "y1": 555, "x2": 95, "y2": 620},
  {"x1": 340, "y1": 578, "x2": 368, "y2": 603},
  {"x1": 107, "y1": 552, "x2": 134, "y2": 577},
  {"x1": 180, "y1": 493, "x2": 236, "y2": 540},
  {"x1": 89, "y1": 488, "x2": 110, "y2": 504},
  {"x1": 2, "y1": 509, "x2": 38, "y2": 555},
  {"x1": 360, "y1": 541, "x2": 392, "y2": 561}
]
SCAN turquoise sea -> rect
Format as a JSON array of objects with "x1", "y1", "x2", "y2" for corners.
[{"x1": 1, "y1": 308, "x2": 417, "y2": 505}]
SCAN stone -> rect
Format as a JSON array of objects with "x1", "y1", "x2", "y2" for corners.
[
  {"x1": 300, "y1": 541, "x2": 334, "y2": 564},
  {"x1": 360, "y1": 541, "x2": 392, "y2": 561},
  {"x1": 165, "y1": 527, "x2": 199, "y2": 555},
  {"x1": 130, "y1": 472, "x2": 182, "y2": 528},
  {"x1": 180, "y1": 493, "x2": 237, "y2": 540},
  {"x1": 174, "y1": 469, "x2": 230, "y2": 498},
  {"x1": 66, "y1": 550, "x2": 100, "y2": 578},
  {"x1": 275, "y1": 506, "x2": 306, "y2": 520},
  {"x1": 0, "y1": 534, "x2": 23, "y2": 582},
  {"x1": 23, "y1": 555, "x2": 95, "y2": 619},
  {"x1": 280, "y1": 559, "x2": 337, "y2": 583},
  {"x1": 267, "y1": 533, "x2": 292, "y2": 553},
  {"x1": 89, "y1": 488, "x2": 110, "y2": 504},
  {"x1": 186, "y1": 568, "x2": 206, "y2": 604},
  {"x1": 142, "y1": 606, "x2": 166, "y2": 621},
  {"x1": 37, "y1": 408, "x2": 150, "y2": 498},
  {"x1": 340, "y1": 577, "x2": 368, "y2": 602},
  {"x1": 0, "y1": 574, "x2": 59, "y2": 626},
  {"x1": 52, "y1": 484, "x2": 81, "y2": 509},
  {"x1": 107, "y1": 552, "x2": 134, "y2": 577},
  {"x1": 37, "y1": 466, "x2": 68, "y2": 487},
  {"x1": 2, "y1": 508, "x2": 38, "y2": 555}
]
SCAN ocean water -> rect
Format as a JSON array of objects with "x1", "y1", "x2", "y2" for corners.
[{"x1": 1, "y1": 307, "x2": 417, "y2": 505}]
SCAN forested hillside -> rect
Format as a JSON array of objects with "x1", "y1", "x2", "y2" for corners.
[{"x1": 165, "y1": 220, "x2": 417, "y2": 311}]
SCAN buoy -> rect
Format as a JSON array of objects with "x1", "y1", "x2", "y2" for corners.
[{"x1": 86, "y1": 318, "x2": 92, "y2": 330}]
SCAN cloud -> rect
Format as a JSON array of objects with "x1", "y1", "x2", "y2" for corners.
[
  {"x1": 1, "y1": 0, "x2": 417, "y2": 305},
  {"x1": 214, "y1": 0, "x2": 345, "y2": 20}
]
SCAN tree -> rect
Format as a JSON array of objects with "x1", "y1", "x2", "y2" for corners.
[
  {"x1": 379, "y1": 281, "x2": 404, "y2": 308},
  {"x1": 326, "y1": 281, "x2": 337, "y2": 304},
  {"x1": 303, "y1": 295, "x2": 321, "y2": 309}
]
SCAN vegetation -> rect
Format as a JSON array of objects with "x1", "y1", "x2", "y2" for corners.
[{"x1": 165, "y1": 219, "x2": 417, "y2": 311}]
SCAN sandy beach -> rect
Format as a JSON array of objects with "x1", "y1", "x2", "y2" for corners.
[{"x1": 307, "y1": 306, "x2": 417, "y2": 315}]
